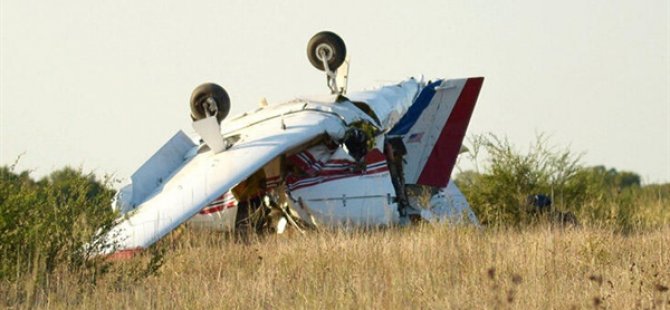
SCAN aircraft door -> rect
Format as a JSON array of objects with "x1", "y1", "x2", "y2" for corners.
[
  {"x1": 287, "y1": 148, "x2": 398, "y2": 226},
  {"x1": 289, "y1": 172, "x2": 397, "y2": 226}
]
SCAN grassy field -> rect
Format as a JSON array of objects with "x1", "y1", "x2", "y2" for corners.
[
  {"x1": 3, "y1": 224, "x2": 669, "y2": 309},
  {"x1": 2, "y1": 159, "x2": 668, "y2": 309}
]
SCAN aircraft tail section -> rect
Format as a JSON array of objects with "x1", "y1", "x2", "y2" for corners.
[{"x1": 389, "y1": 77, "x2": 483, "y2": 188}]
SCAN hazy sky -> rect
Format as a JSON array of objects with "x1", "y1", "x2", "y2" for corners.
[{"x1": 1, "y1": 0, "x2": 668, "y2": 184}]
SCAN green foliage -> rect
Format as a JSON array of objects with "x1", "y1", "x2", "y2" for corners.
[
  {"x1": 455, "y1": 134, "x2": 581, "y2": 226},
  {"x1": 0, "y1": 164, "x2": 117, "y2": 284},
  {"x1": 455, "y1": 133, "x2": 669, "y2": 231}
]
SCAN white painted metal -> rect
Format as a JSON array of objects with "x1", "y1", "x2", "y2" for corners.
[
  {"x1": 400, "y1": 79, "x2": 466, "y2": 184},
  {"x1": 289, "y1": 171, "x2": 397, "y2": 226},
  {"x1": 130, "y1": 131, "x2": 196, "y2": 206},
  {"x1": 336, "y1": 56, "x2": 350, "y2": 94},
  {"x1": 424, "y1": 181, "x2": 480, "y2": 226},
  {"x1": 346, "y1": 79, "x2": 420, "y2": 129},
  {"x1": 99, "y1": 77, "x2": 477, "y2": 255},
  {"x1": 98, "y1": 112, "x2": 346, "y2": 254},
  {"x1": 192, "y1": 116, "x2": 226, "y2": 153}
]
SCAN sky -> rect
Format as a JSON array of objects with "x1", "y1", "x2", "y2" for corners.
[{"x1": 1, "y1": 0, "x2": 668, "y2": 184}]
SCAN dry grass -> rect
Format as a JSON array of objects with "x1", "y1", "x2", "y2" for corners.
[{"x1": 3, "y1": 225, "x2": 670, "y2": 309}]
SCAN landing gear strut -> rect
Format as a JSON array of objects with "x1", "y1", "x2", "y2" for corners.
[{"x1": 307, "y1": 31, "x2": 348, "y2": 95}]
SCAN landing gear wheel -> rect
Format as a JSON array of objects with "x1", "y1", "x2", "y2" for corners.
[
  {"x1": 190, "y1": 83, "x2": 230, "y2": 124},
  {"x1": 307, "y1": 31, "x2": 346, "y2": 71}
]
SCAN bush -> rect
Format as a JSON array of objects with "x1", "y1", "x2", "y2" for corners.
[
  {"x1": 455, "y1": 134, "x2": 581, "y2": 226},
  {"x1": 0, "y1": 165, "x2": 117, "y2": 285},
  {"x1": 455, "y1": 133, "x2": 669, "y2": 231}
]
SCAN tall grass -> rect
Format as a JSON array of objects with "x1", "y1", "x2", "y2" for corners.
[
  {"x1": 1, "y1": 133, "x2": 668, "y2": 308},
  {"x1": 2, "y1": 226, "x2": 669, "y2": 309}
]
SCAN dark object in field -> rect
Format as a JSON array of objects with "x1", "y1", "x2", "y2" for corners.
[
  {"x1": 527, "y1": 194, "x2": 579, "y2": 227},
  {"x1": 527, "y1": 194, "x2": 552, "y2": 211}
]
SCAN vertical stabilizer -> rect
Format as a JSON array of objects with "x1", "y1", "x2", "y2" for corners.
[{"x1": 389, "y1": 77, "x2": 483, "y2": 187}]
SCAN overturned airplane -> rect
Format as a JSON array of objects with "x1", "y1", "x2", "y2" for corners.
[{"x1": 103, "y1": 31, "x2": 484, "y2": 256}]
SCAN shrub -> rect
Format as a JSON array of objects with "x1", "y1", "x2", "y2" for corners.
[
  {"x1": 0, "y1": 165, "x2": 117, "y2": 284},
  {"x1": 455, "y1": 133, "x2": 669, "y2": 231},
  {"x1": 455, "y1": 134, "x2": 581, "y2": 226}
]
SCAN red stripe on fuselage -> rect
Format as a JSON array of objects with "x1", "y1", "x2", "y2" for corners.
[
  {"x1": 287, "y1": 149, "x2": 390, "y2": 191},
  {"x1": 416, "y1": 77, "x2": 483, "y2": 187},
  {"x1": 288, "y1": 166, "x2": 389, "y2": 191},
  {"x1": 199, "y1": 192, "x2": 237, "y2": 214},
  {"x1": 199, "y1": 202, "x2": 236, "y2": 215},
  {"x1": 107, "y1": 247, "x2": 143, "y2": 261}
]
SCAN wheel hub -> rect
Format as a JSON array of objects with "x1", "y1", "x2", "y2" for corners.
[
  {"x1": 316, "y1": 43, "x2": 334, "y2": 62},
  {"x1": 202, "y1": 97, "x2": 218, "y2": 117}
]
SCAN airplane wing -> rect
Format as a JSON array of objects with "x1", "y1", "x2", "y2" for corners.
[
  {"x1": 389, "y1": 77, "x2": 484, "y2": 188},
  {"x1": 98, "y1": 111, "x2": 346, "y2": 255}
]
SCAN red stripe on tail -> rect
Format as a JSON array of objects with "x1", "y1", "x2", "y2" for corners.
[{"x1": 416, "y1": 77, "x2": 483, "y2": 187}]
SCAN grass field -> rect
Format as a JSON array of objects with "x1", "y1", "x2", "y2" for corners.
[
  {"x1": 3, "y1": 224, "x2": 669, "y2": 309},
  {"x1": 4, "y1": 136, "x2": 668, "y2": 309}
]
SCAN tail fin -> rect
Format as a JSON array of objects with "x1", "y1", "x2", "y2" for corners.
[{"x1": 389, "y1": 77, "x2": 484, "y2": 188}]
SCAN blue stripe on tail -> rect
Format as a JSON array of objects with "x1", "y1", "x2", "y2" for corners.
[{"x1": 388, "y1": 80, "x2": 443, "y2": 136}]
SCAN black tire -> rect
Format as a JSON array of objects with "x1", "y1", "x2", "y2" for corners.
[
  {"x1": 190, "y1": 83, "x2": 230, "y2": 123},
  {"x1": 307, "y1": 31, "x2": 346, "y2": 71}
]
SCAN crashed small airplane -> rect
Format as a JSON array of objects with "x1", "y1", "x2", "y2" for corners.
[{"x1": 101, "y1": 31, "x2": 484, "y2": 256}]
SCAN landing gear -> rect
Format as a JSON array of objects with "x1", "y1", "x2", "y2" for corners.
[
  {"x1": 307, "y1": 31, "x2": 346, "y2": 72},
  {"x1": 190, "y1": 83, "x2": 231, "y2": 124},
  {"x1": 307, "y1": 31, "x2": 348, "y2": 95}
]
